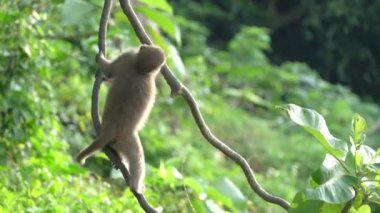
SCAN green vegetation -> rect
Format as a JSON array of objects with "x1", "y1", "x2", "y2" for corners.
[
  {"x1": 1, "y1": 0, "x2": 379, "y2": 212},
  {"x1": 281, "y1": 105, "x2": 380, "y2": 212}
]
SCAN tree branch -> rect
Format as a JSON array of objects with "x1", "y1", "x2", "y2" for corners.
[
  {"x1": 91, "y1": 0, "x2": 158, "y2": 212},
  {"x1": 118, "y1": 0, "x2": 290, "y2": 210}
]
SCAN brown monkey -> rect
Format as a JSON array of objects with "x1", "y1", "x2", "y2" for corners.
[{"x1": 77, "y1": 45, "x2": 166, "y2": 194}]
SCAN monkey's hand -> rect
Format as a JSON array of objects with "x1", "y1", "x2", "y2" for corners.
[
  {"x1": 96, "y1": 51, "x2": 113, "y2": 79},
  {"x1": 95, "y1": 51, "x2": 104, "y2": 63}
]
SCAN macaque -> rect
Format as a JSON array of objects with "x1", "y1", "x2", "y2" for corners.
[{"x1": 77, "y1": 45, "x2": 166, "y2": 194}]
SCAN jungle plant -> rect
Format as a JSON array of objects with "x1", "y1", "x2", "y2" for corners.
[{"x1": 280, "y1": 104, "x2": 380, "y2": 212}]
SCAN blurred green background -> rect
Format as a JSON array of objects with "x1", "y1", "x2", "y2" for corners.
[{"x1": 1, "y1": 0, "x2": 379, "y2": 212}]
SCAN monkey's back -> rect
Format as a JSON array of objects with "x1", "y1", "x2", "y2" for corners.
[{"x1": 101, "y1": 72, "x2": 156, "y2": 137}]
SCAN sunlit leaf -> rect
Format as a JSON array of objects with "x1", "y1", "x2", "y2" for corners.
[
  {"x1": 306, "y1": 174, "x2": 356, "y2": 203},
  {"x1": 22, "y1": 44, "x2": 31, "y2": 57},
  {"x1": 158, "y1": 161, "x2": 167, "y2": 178},
  {"x1": 352, "y1": 190, "x2": 364, "y2": 208},
  {"x1": 205, "y1": 199, "x2": 225, "y2": 213},
  {"x1": 207, "y1": 186, "x2": 234, "y2": 210},
  {"x1": 139, "y1": 0, "x2": 173, "y2": 14},
  {"x1": 307, "y1": 155, "x2": 357, "y2": 203},
  {"x1": 279, "y1": 104, "x2": 347, "y2": 158},
  {"x1": 357, "y1": 145, "x2": 380, "y2": 165},
  {"x1": 136, "y1": 6, "x2": 181, "y2": 44},
  {"x1": 167, "y1": 45, "x2": 186, "y2": 75},
  {"x1": 357, "y1": 204, "x2": 371, "y2": 213},
  {"x1": 351, "y1": 113, "x2": 367, "y2": 144},
  {"x1": 224, "y1": 88, "x2": 272, "y2": 108},
  {"x1": 211, "y1": 177, "x2": 246, "y2": 203},
  {"x1": 184, "y1": 177, "x2": 204, "y2": 194},
  {"x1": 191, "y1": 199, "x2": 207, "y2": 213}
]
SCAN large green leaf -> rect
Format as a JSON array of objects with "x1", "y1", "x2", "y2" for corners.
[
  {"x1": 312, "y1": 155, "x2": 346, "y2": 184},
  {"x1": 136, "y1": 6, "x2": 181, "y2": 44},
  {"x1": 306, "y1": 175, "x2": 356, "y2": 203},
  {"x1": 279, "y1": 104, "x2": 347, "y2": 158},
  {"x1": 309, "y1": 155, "x2": 357, "y2": 203},
  {"x1": 139, "y1": 0, "x2": 173, "y2": 14}
]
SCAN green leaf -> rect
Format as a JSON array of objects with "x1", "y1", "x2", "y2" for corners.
[
  {"x1": 368, "y1": 190, "x2": 380, "y2": 205},
  {"x1": 205, "y1": 200, "x2": 225, "y2": 213},
  {"x1": 321, "y1": 203, "x2": 344, "y2": 212},
  {"x1": 207, "y1": 187, "x2": 234, "y2": 210},
  {"x1": 139, "y1": 0, "x2": 173, "y2": 14},
  {"x1": 344, "y1": 145, "x2": 357, "y2": 175},
  {"x1": 357, "y1": 145, "x2": 380, "y2": 165},
  {"x1": 351, "y1": 113, "x2": 367, "y2": 145},
  {"x1": 306, "y1": 174, "x2": 356, "y2": 203},
  {"x1": 136, "y1": 6, "x2": 181, "y2": 44},
  {"x1": 191, "y1": 199, "x2": 207, "y2": 213},
  {"x1": 211, "y1": 177, "x2": 246, "y2": 203},
  {"x1": 309, "y1": 154, "x2": 357, "y2": 204},
  {"x1": 357, "y1": 204, "x2": 371, "y2": 213},
  {"x1": 278, "y1": 104, "x2": 347, "y2": 158},
  {"x1": 312, "y1": 155, "x2": 346, "y2": 184},
  {"x1": 184, "y1": 177, "x2": 204, "y2": 194},
  {"x1": 168, "y1": 45, "x2": 186, "y2": 76},
  {"x1": 289, "y1": 192, "x2": 323, "y2": 213},
  {"x1": 352, "y1": 190, "x2": 364, "y2": 208},
  {"x1": 224, "y1": 88, "x2": 272, "y2": 108}
]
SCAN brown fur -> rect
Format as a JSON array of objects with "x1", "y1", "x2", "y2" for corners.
[{"x1": 77, "y1": 45, "x2": 166, "y2": 194}]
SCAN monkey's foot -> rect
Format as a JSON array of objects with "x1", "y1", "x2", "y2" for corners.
[
  {"x1": 76, "y1": 155, "x2": 86, "y2": 166},
  {"x1": 155, "y1": 206, "x2": 163, "y2": 213}
]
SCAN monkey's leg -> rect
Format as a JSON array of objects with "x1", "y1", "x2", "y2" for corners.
[
  {"x1": 111, "y1": 133, "x2": 145, "y2": 194},
  {"x1": 76, "y1": 134, "x2": 114, "y2": 166}
]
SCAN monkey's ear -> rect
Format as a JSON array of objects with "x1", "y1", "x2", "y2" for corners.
[
  {"x1": 136, "y1": 45, "x2": 166, "y2": 74},
  {"x1": 97, "y1": 52, "x2": 113, "y2": 78}
]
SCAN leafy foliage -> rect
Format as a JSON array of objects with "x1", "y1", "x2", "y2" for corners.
[{"x1": 281, "y1": 104, "x2": 380, "y2": 212}]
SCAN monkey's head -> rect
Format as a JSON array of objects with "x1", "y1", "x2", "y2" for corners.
[
  {"x1": 135, "y1": 45, "x2": 166, "y2": 74},
  {"x1": 99, "y1": 45, "x2": 166, "y2": 78}
]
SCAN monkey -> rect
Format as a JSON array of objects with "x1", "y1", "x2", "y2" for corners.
[{"x1": 76, "y1": 45, "x2": 166, "y2": 194}]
